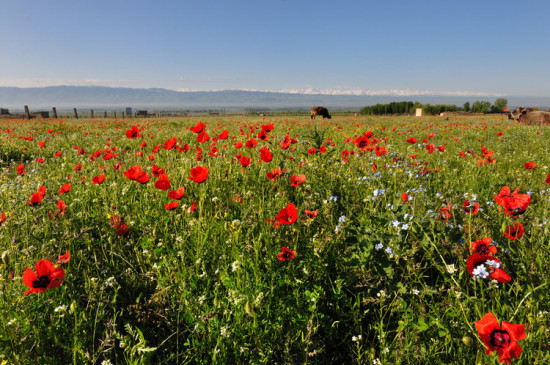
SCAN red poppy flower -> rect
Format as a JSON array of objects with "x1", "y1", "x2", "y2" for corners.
[
  {"x1": 126, "y1": 125, "x2": 141, "y2": 138},
  {"x1": 308, "y1": 147, "x2": 317, "y2": 155},
  {"x1": 16, "y1": 164, "x2": 25, "y2": 175},
  {"x1": 234, "y1": 141, "x2": 243, "y2": 149},
  {"x1": 188, "y1": 166, "x2": 209, "y2": 183},
  {"x1": 58, "y1": 184, "x2": 71, "y2": 194},
  {"x1": 151, "y1": 164, "x2": 164, "y2": 178},
  {"x1": 37, "y1": 158, "x2": 45, "y2": 163},
  {"x1": 277, "y1": 246, "x2": 295, "y2": 261},
  {"x1": 475, "y1": 313, "x2": 526, "y2": 364},
  {"x1": 280, "y1": 137, "x2": 291, "y2": 150},
  {"x1": 504, "y1": 223, "x2": 524, "y2": 240},
  {"x1": 245, "y1": 138, "x2": 258, "y2": 149},
  {"x1": 117, "y1": 223, "x2": 129, "y2": 236},
  {"x1": 102, "y1": 152, "x2": 114, "y2": 160},
  {"x1": 494, "y1": 187, "x2": 531, "y2": 218},
  {"x1": 353, "y1": 134, "x2": 372, "y2": 150},
  {"x1": 319, "y1": 145, "x2": 326, "y2": 154},
  {"x1": 437, "y1": 204, "x2": 452, "y2": 221},
  {"x1": 154, "y1": 172, "x2": 171, "y2": 190},
  {"x1": 190, "y1": 121, "x2": 205, "y2": 134},
  {"x1": 188, "y1": 200, "x2": 197, "y2": 213},
  {"x1": 401, "y1": 192, "x2": 409, "y2": 203},
  {"x1": 217, "y1": 130, "x2": 229, "y2": 140},
  {"x1": 239, "y1": 155, "x2": 252, "y2": 167},
  {"x1": 208, "y1": 146, "x2": 219, "y2": 157},
  {"x1": 290, "y1": 174, "x2": 306, "y2": 187},
  {"x1": 305, "y1": 209, "x2": 318, "y2": 218},
  {"x1": 57, "y1": 250, "x2": 70, "y2": 264},
  {"x1": 463, "y1": 199, "x2": 479, "y2": 215},
  {"x1": 259, "y1": 146, "x2": 273, "y2": 163},
  {"x1": 164, "y1": 201, "x2": 179, "y2": 210},
  {"x1": 168, "y1": 187, "x2": 185, "y2": 200},
  {"x1": 523, "y1": 162, "x2": 536, "y2": 170},
  {"x1": 137, "y1": 172, "x2": 150, "y2": 184},
  {"x1": 38, "y1": 141, "x2": 45, "y2": 149},
  {"x1": 22, "y1": 259, "x2": 65, "y2": 295},
  {"x1": 0, "y1": 212, "x2": 6, "y2": 226},
  {"x1": 273, "y1": 203, "x2": 298, "y2": 228},
  {"x1": 124, "y1": 166, "x2": 144, "y2": 180},
  {"x1": 28, "y1": 186, "x2": 46, "y2": 206},
  {"x1": 56, "y1": 200, "x2": 67, "y2": 217},
  {"x1": 92, "y1": 173, "x2": 105, "y2": 185},
  {"x1": 547, "y1": 174, "x2": 550, "y2": 184},
  {"x1": 197, "y1": 130, "x2": 210, "y2": 143},
  {"x1": 469, "y1": 237, "x2": 497, "y2": 256},
  {"x1": 267, "y1": 168, "x2": 285, "y2": 181},
  {"x1": 163, "y1": 137, "x2": 177, "y2": 150},
  {"x1": 74, "y1": 163, "x2": 82, "y2": 172},
  {"x1": 466, "y1": 253, "x2": 511, "y2": 283},
  {"x1": 54, "y1": 151, "x2": 62, "y2": 157},
  {"x1": 341, "y1": 150, "x2": 350, "y2": 162}
]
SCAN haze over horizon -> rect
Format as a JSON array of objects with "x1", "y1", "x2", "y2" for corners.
[{"x1": 1, "y1": 0, "x2": 549, "y2": 97}]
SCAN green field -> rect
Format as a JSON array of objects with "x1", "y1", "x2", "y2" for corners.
[{"x1": 0, "y1": 115, "x2": 549, "y2": 364}]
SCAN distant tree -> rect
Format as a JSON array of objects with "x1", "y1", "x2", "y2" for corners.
[
  {"x1": 0, "y1": 108, "x2": 8, "y2": 115},
  {"x1": 491, "y1": 98, "x2": 508, "y2": 113},
  {"x1": 471, "y1": 101, "x2": 491, "y2": 113},
  {"x1": 463, "y1": 102, "x2": 470, "y2": 112}
]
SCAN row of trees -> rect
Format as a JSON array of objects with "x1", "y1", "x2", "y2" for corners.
[
  {"x1": 359, "y1": 98, "x2": 508, "y2": 115},
  {"x1": 0, "y1": 108, "x2": 8, "y2": 115}
]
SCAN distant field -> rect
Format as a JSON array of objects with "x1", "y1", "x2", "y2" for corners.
[{"x1": 0, "y1": 115, "x2": 549, "y2": 364}]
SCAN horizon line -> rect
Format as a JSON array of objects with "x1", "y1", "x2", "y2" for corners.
[{"x1": 0, "y1": 84, "x2": 519, "y2": 98}]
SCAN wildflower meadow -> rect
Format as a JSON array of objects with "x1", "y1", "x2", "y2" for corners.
[{"x1": 0, "y1": 114, "x2": 549, "y2": 364}]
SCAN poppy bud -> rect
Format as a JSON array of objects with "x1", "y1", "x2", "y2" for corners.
[
  {"x1": 244, "y1": 301, "x2": 254, "y2": 316},
  {"x1": 1, "y1": 249, "x2": 9, "y2": 265},
  {"x1": 461, "y1": 336, "x2": 474, "y2": 346}
]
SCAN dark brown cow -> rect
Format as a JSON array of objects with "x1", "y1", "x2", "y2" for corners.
[
  {"x1": 310, "y1": 106, "x2": 331, "y2": 120},
  {"x1": 508, "y1": 107, "x2": 550, "y2": 126}
]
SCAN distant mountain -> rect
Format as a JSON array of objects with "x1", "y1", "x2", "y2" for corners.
[{"x1": 0, "y1": 86, "x2": 549, "y2": 110}]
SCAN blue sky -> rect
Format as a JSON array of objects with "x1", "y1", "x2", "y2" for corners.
[{"x1": 1, "y1": 0, "x2": 549, "y2": 96}]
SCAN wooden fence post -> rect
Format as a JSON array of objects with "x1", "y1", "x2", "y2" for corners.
[
  {"x1": 114, "y1": 112, "x2": 117, "y2": 119},
  {"x1": 24, "y1": 105, "x2": 30, "y2": 120},
  {"x1": 104, "y1": 111, "x2": 107, "y2": 118},
  {"x1": 73, "y1": 108, "x2": 79, "y2": 119},
  {"x1": 52, "y1": 107, "x2": 57, "y2": 119},
  {"x1": 90, "y1": 110, "x2": 94, "y2": 119}
]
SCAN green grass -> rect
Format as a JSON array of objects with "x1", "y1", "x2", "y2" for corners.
[{"x1": 0, "y1": 115, "x2": 549, "y2": 364}]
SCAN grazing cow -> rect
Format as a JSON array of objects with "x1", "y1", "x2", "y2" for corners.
[
  {"x1": 311, "y1": 106, "x2": 331, "y2": 120},
  {"x1": 508, "y1": 107, "x2": 550, "y2": 126},
  {"x1": 507, "y1": 107, "x2": 539, "y2": 120}
]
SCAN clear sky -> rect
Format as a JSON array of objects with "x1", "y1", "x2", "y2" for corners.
[{"x1": 1, "y1": 0, "x2": 549, "y2": 96}]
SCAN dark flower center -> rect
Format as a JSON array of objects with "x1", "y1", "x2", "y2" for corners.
[
  {"x1": 476, "y1": 244, "x2": 490, "y2": 255},
  {"x1": 508, "y1": 207, "x2": 525, "y2": 216},
  {"x1": 282, "y1": 251, "x2": 292, "y2": 259},
  {"x1": 464, "y1": 204, "x2": 476, "y2": 212},
  {"x1": 32, "y1": 275, "x2": 51, "y2": 289},
  {"x1": 490, "y1": 330, "x2": 511, "y2": 349},
  {"x1": 358, "y1": 140, "x2": 367, "y2": 148}
]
